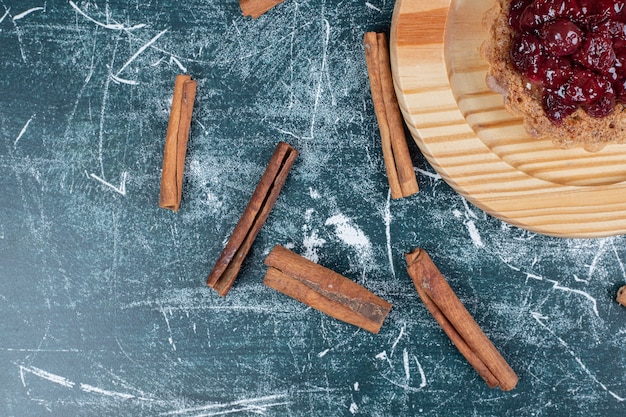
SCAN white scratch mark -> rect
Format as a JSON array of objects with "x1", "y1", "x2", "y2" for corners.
[
  {"x1": 499, "y1": 257, "x2": 521, "y2": 272},
  {"x1": 169, "y1": 55, "x2": 187, "y2": 72},
  {"x1": 465, "y1": 220, "x2": 484, "y2": 248},
  {"x1": 415, "y1": 167, "x2": 441, "y2": 180},
  {"x1": 402, "y1": 349, "x2": 410, "y2": 382},
  {"x1": 587, "y1": 238, "x2": 608, "y2": 281},
  {"x1": 97, "y1": 70, "x2": 112, "y2": 177},
  {"x1": 161, "y1": 308, "x2": 176, "y2": 351},
  {"x1": 19, "y1": 365, "x2": 75, "y2": 388},
  {"x1": 318, "y1": 349, "x2": 330, "y2": 358},
  {"x1": 389, "y1": 322, "x2": 406, "y2": 358},
  {"x1": 384, "y1": 190, "x2": 395, "y2": 278},
  {"x1": 611, "y1": 240, "x2": 626, "y2": 280},
  {"x1": 309, "y1": 18, "x2": 330, "y2": 139},
  {"x1": 195, "y1": 119, "x2": 207, "y2": 132},
  {"x1": 546, "y1": 279, "x2": 599, "y2": 317},
  {"x1": 276, "y1": 127, "x2": 302, "y2": 140},
  {"x1": 287, "y1": 2, "x2": 298, "y2": 109},
  {"x1": 526, "y1": 273, "x2": 598, "y2": 317},
  {"x1": 4, "y1": 7, "x2": 26, "y2": 62},
  {"x1": 414, "y1": 355, "x2": 427, "y2": 388},
  {"x1": 462, "y1": 198, "x2": 479, "y2": 220},
  {"x1": 109, "y1": 72, "x2": 139, "y2": 85},
  {"x1": 89, "y1": 171, "x2": 128, "y2": 196},
  {"x1": 380, "y1": 375, "x2": 425, "y2": 393},
  {"x1": 13, "y1": 114, "x2": 35, "y2": 147},
  {"x1": 116, "y1": 29, "x2": 168, "y2": 76},
  {"x1": 151, "y1": 57, "x2": 165, "y2": 67},
  {"x1": 19, "y1": 364, "x2": 155, "y2": 401},
  {"x1": 69, "y1": 1, "x2": 146, "y2": 30},
  {"x1": 455, "y1": 199, "x2": 484, "y2": 247},
  {"x1": 159, "y1": 393, "x2": 290, "y2": 416},
  {"x1": 0, "y1": 8, "x2": 10, "y2": 25},
  {"x1": 349, "y1": 402, "x2": 359, "y2": 414},
  {"x1": 531, "y1": 312, "x2": 624, "y2": 402},
  {"x1": 13, "y1": 7, "x2": 44, "y2": 21},
  {"x1": 3, "y1": 348, "x2": 80, "y2": 352},
  {"x1": 375, "y1": 351, "x2": 388, "y2": 361},
  {"x1": 502, "y1": 259, "x2": 599, "y2": 317},
  {"x1": 80, "y1": 384, "x2": 135, "y2": 399},
  {"x1": 525, "y1": 273, "x2": 543, "y2": 282},
  {"x1": 365, "y1": 2, "x2": 381, "y2": 12}
]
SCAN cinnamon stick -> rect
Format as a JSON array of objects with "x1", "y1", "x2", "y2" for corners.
[
  {"x1": 405, "y1": 248, "x2": 518, "y2": 391},
  {"x1": 240, "y1": 0, "x2": 285, "y2": 18},
  {"x1": 617, "y1": 285, "x2": 626, "y2": 307},
  {"x1": 363, "y1": 32, "x2": 418, "y2": 199},
  {"x1": 159, "y1": 74, "x2": 197, "y2": 211},
  {"x1": 264, "y1": 245, "x2": 392, "y2": 334},
  {"x1": 207, "y1": 142, "x2": 298, "y2": 296}
]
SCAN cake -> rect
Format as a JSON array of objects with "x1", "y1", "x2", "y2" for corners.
[{"x1": 482, "y1": 0, "x2": 626, "y2": 151}]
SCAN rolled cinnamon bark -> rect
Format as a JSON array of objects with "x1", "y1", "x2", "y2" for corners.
[
  {"x1": 406, "y1": 248, "x2": 518, "y2": 391},
  {"x1": 264, "y1": 245, "x2": 392, "y2": 334},
  {"x1": 159, "y1": 74, "x2": 196, "y2": 212},
  {"x1": 364, "y1": 31, "x2": 419, "y2": 199},
  {"x1": 240, "y1": 0, "x2": 285, "y2": 18},
  {"x1": 617, "y1": 285, "x2": 626, "y2": 307},
  {"x1": 207, "y1": 142, "x2": 298, "y2": 296}
]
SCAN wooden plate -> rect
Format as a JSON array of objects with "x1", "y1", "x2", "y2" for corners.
[{"x1": 390, "y1": 0, "x2": 626, "y2": 238}]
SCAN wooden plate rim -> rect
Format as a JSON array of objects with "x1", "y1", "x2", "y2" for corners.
[{"x1": 389, "y1": 0, "x2": 626, "y2": 238}]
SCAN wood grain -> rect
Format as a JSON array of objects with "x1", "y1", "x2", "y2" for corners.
[{"x1": 389, "y1": 0, "x2": 626, "y2": 237}]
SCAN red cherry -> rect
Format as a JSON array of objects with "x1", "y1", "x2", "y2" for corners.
[
  {"x1": 511, "y1": 33, "x2": 545, "y2": 81},
  {"x1": 532, "y1": 0, "x2": 563, "y2": 21},
  {"x1": 509, "y1": 0, "x2": 534, "y2": 30},
  {"x1": 585, "y1": 92, "x2": 616, "y2": 118},
  {"x1": 594, "y1": 0, "x2": 626, "y2": 20},
  {"x1": 573, "y1": 31, "x2": 616, "y2": 73},
  {"x1": 539, "y1": 55, "x2": 574, "y2": 88},
  {"x1": 542, "y1": 91, "x2": 579, "y2": 124},
  {"x1": 539, "y1": 19, "x2": 583, "y2": 56},
  {"x1": 615, "y1": 78, "x2": 626, "y2": 103},
  {"x1": 565, "y1": 70, "x2": 612, "y2": 105},
  {"x1": 506, "y1": 0, "x2": 621, "y2": 123},
  {"x1": 615, "y1": 54, "x2": 626, "y2": 78},
  {"x1": 518, "y1": 5, "x2": 543, "y2": 30}
]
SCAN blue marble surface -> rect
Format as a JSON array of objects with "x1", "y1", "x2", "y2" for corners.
[{"x1": 0, "y1": 0, "x2": 625, "y2": 415}]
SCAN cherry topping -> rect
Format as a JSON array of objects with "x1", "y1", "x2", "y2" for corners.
[
  {"x1": 507, "y1": 0, "x2": 625, "y2": 122},
  {"x1": 509, "y1": 0, "x2": 534, "y2": 30},
  {"x1": 539, "y1": 18, "x2": 582, "y2": 56},
  {"x1": 615, "y1": 78, "x2": 626, "y2": 103},
  {"x1": 615, "y1": 54, "x2": 626, "y2": 78},
  {"x1": 573, "y1": 31, "x2": 616, "y2": 72},
  {"x1": 594, "y1": 0, "x2": 626, "y2": 21},
  {"x1": 585, "y1": 94, "x2": 616, "y2": 117},
  {"x1": 539, "y1": 55, "x2": 574, "y2": 88},
  {"x1": 542, "y1": 91, "x2": 578, "y2": 124},
  {"x1": 564, "y1": 69, "x2": 608, "y2": 104},
  {"x1": 533, "y1": 0, "x2": 583, "y2": 22},
  {"x1": 511, "y1": 33, "x2": 545, "y2": 81}
]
